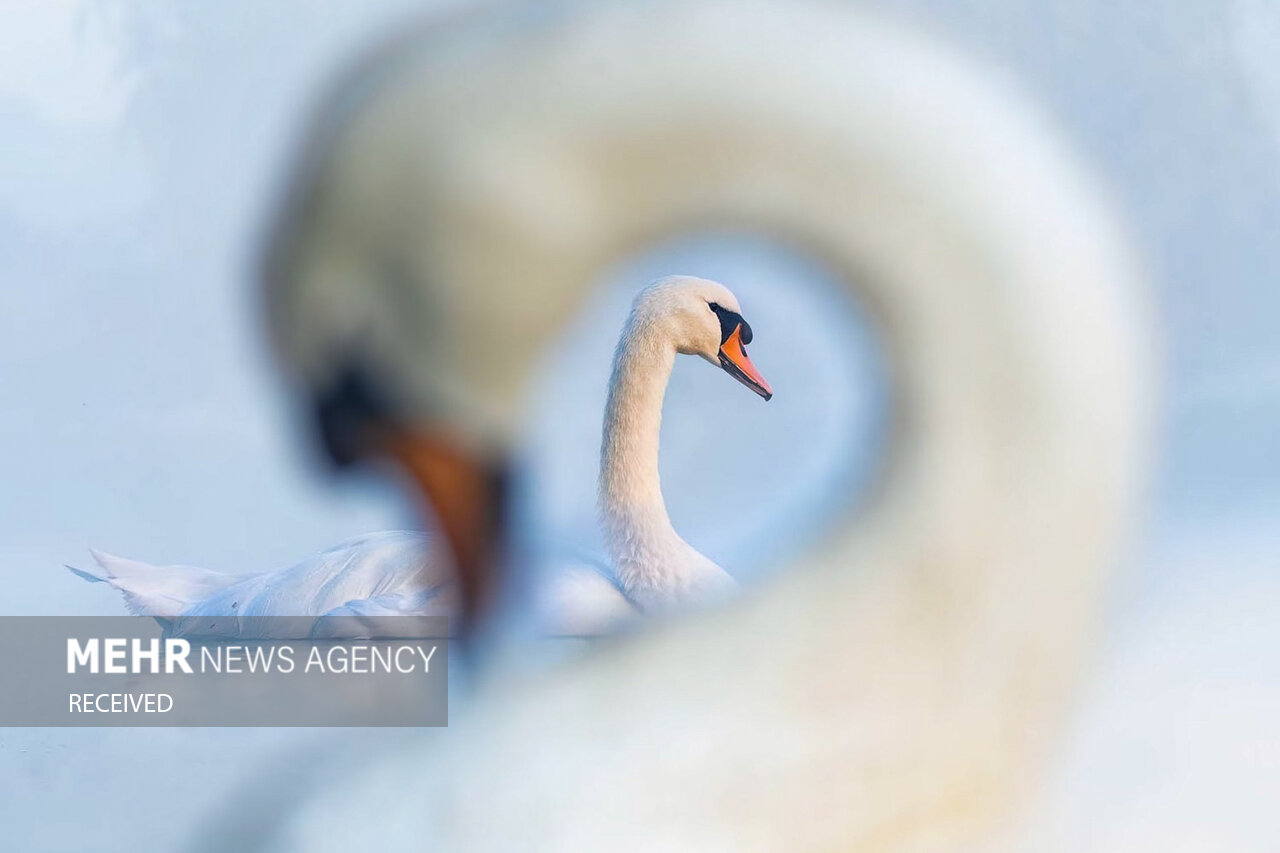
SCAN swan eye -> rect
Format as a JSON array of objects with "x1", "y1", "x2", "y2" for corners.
[{"x1": 708, "y1": 302, "x2": 746, "y2": 345}]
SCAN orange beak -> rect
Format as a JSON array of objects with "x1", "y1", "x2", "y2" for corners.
[{"x1": 718, "y1": 324, "x2": 772, "y2": 400}]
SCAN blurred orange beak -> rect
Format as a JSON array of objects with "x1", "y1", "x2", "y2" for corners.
[{"x1": 718, "y1": 325, "x2": 772, "y2": 400}]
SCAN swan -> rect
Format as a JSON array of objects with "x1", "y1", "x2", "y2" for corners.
[
  {"x1": 69, "y1": 276, "x2": 771, "y2": 637},
  {"x1": 201, "y1": 1, "x2": 1151, "y2": 851}
]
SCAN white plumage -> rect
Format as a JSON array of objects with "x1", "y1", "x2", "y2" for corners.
[
  {"x1": 230, "y1": 2, "x2": 1150, "y2": 851},
  {"x1": 71, "y1": 277, "x2": 767, "y2": 637},
  {"x1": 72, "y1": 531, "x2": 447, "y2": 637}
]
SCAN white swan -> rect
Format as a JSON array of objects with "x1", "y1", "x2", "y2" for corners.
[
  {"x1": 69, "y1": 276, "x2": 771, "y2": 637},
  {"x1": 592, "y1": 276, "x2": 768, "y2": 606},
  {"x1": 219, "y1": 2, "x2": 1151, "y2": 852}
]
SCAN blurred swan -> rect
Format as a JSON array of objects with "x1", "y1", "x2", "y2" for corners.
[
  {"x1": 69, "y1": 277, "x2": 771, "y2": 637},
  {"x1": 228, "y1": 2, "x2": 1151, "y2": 852}
]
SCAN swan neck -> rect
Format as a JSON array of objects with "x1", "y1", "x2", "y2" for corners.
[{"x1": 599, "y1": 320, "x2": 679, "y2": 555}]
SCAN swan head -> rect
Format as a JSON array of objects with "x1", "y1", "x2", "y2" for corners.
[{"x1": 634, "y1": 276, "x2": 772, "y2": 400}]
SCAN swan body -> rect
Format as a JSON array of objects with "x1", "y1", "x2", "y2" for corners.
[
  {"x1": 72, "y1": 277, "x2": 766, "y2": 636},
  {"x1": 72, "y1": 531, "x2": 448, "y2": 637}
]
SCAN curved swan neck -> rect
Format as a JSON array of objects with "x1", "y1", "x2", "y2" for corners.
[{"x1": 598, "y1": 316, "x2": 683, "y2": 578}]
